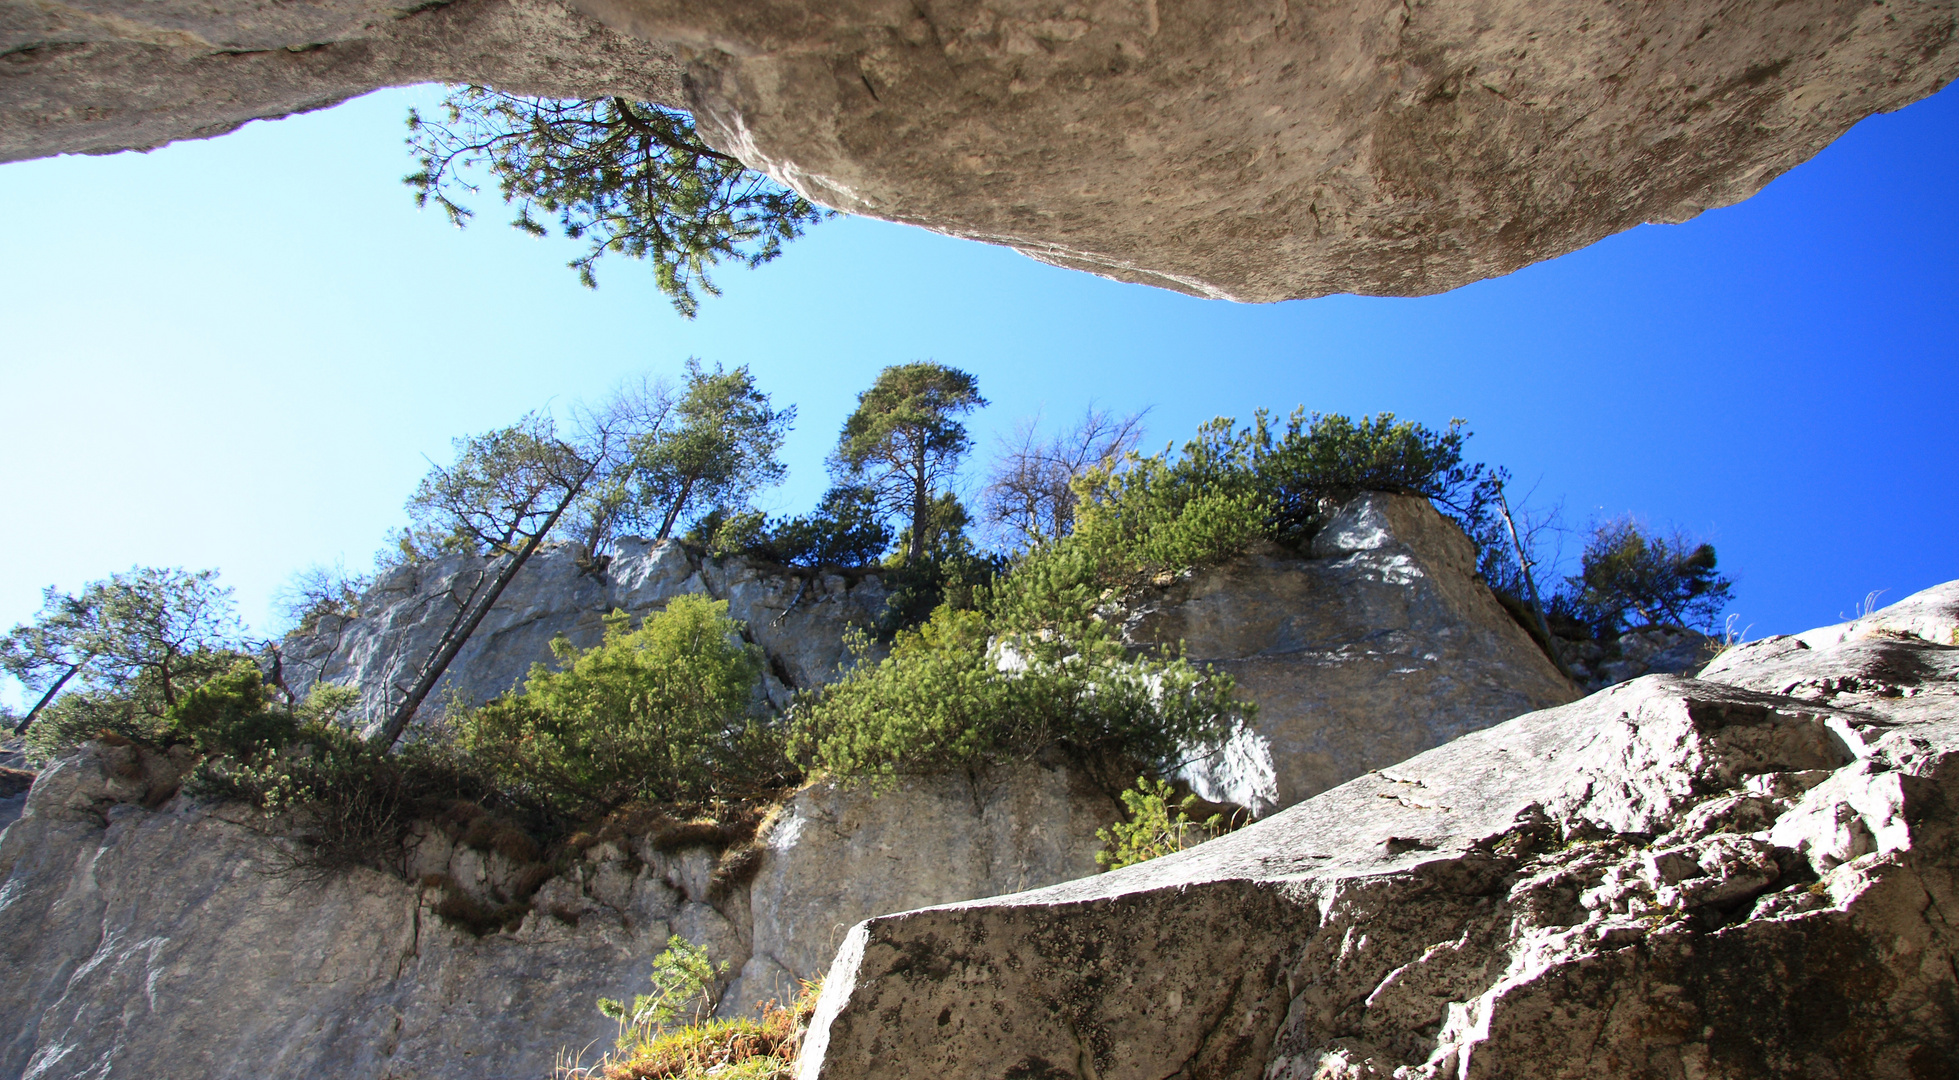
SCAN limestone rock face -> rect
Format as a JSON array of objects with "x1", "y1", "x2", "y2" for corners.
[
  {"x1": 0, "y1": 0, "x2": 681, "y2": 163},
  {"x1": 6, "y1": 0, "x2": 1955, "y2": 301},
  {"x1": 799, "y1": 581, "x2": 1959, "y2": 1080},
  {"x1": 1126, "y1": 493, "x2": 1576, "y2": 814},
  {"x1": 727, "y1": 767, "x2": 1116, "y2": 1014},
  {"x1": 0, "y1": 744, "x2": 1110, "y2": 1079},
  {"x1": 280, "y1": 538, "x2": 888, "y2": 726}
]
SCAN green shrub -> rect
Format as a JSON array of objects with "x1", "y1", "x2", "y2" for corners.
[
  {"x1": 729, "y1": 485, "x2": 893, "y2": 568},
  {"x1": 1095, "y1": 776, "x2": 1223, "y2": 871},
  {"x1": 456, "y1": 595, "x2": 777, "y2": 816},
  {"x1": 1046, "y1": 409, "x2": 1497, "y2": 594},
  {"x1": 23, "y1": 647, "x2": 252, "y2": 764},
  {"x1": 580, "y1": 976, "x2": 818, "y2": 1080},
  {"x1": 791, "y1": 605, "x2": 1244, "y2": 784},
  {"x1": 162, "y1": 659, "x2": 298, "y2": 754},
  {"x1": 1068, "y1": 452, "x2": 1269, "y2": 583}
]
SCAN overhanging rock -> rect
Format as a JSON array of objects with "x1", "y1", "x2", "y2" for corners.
[
  {"x1": 5, "y1": 0, "x2": 1955, "y2": 300},
  {"x1": 798, "y1": 581, "x2": 1959, "y2": 1079}
]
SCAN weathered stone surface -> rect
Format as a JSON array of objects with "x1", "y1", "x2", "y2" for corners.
[
  {"x1": 7, "y1": 0, "x2": 1955, "y2": 301},
  {"x1": 799, "y1": 581, "x2": 1959, "y2": 1080},
  {"x1": 1127, "y1": 493, "x2": 1576, "y2": 814},
  {"x1": 0, "y1": 744, "x2": 1112, "y2": 1079},
  {"x1": 281, "y1": 538, "x2": 889, "y2": 728},
  {"x1": 0, "y1": 0, "x2": 682, "y2": 163},
  {"x1": 726, "y1": 765, "x2": 1116, "y2": 1014}
]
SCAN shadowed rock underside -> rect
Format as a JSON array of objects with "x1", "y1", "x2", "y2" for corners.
[{"x1": 4, "y1": 0, "x2": 1955, "y2": 300}]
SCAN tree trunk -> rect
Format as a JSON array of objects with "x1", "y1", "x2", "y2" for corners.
[
  {"x1": 907, "y1": 442, "x2": 928, "y2": 563},
  {"x1": 375, "y1": 463, "x2": 597, "y2": 750},
  {"x1": 1495, "y1": 483, "x2": 1577, "y2": 682},
  {"x1": 656, "y1": 473, "x2": 698, "y2": 541},
  {"x1": 12, "y1": 662, "x2": 82, "y2": 735}
]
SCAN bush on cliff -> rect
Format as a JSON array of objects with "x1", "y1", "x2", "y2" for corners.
[
  {"x1": 790, "y1": 603, "x2": 1245, "y2": 785},
  {"x1": 456, "y1": 595, "x2": 784, "y2": 817},
  {"x1": 976, "y1": 410, "x2": 1503, "y2": 621}
]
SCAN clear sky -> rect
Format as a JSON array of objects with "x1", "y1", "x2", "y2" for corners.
[{"x1": 2, "y1": 80, "x2": 1955, "y2": 707}]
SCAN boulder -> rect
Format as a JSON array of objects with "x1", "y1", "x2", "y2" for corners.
[
  {"x1": 6, "y1": 0, "x2": 1956, "y2": 301},
  {"x1": 1126, "y1": 493, "x2": 1576, "y2": 814},
  {"x1": 728, "y1": 766, "x2": 1115, "y2": 1015},
  {"x1": 0, "y1": 744, "x2": 1112, "y2": 1079},
  {"x1": 798, "y1": 581, "x2": 1959, "y2": 1080}
]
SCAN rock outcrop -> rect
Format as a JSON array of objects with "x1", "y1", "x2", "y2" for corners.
[
  {"x1": 1128, "y1": 493, "x2": 1576, "y2": 815},
  {"x1": 281, "y1": 538, "x2": 890, "y2": 724},
  {"x1": 0, "y1": 745, "x2": 1112, "y2": 1080},
  {"x1": 287, "y1": 497, "x2": 1572, "y2": 815},
  {"x1": 799, "y1": 581, "x2": 1959, "y2": 1080},
  {"x1": 6, "y1": 0, "x2": 1954, "y2": 301}
]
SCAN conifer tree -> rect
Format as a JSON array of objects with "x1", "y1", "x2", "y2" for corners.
[
  {"x1": 406, "y1": 91, "x2": 826, "y2": 317},
  {"x1": 833, "y1": 363, "x2": 987, "y2": 564}
]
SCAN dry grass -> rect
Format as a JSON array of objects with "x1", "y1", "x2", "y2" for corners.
[{"x1": 566, "y1": 983, "x2": 818, "y2": 1080}]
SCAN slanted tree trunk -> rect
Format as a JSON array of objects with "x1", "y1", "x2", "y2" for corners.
[
  {"x1": 12, "y1": 661, "x2": 83, "y2": 735},
  {"x1": 656, "y1": 472, "x2": 699, "y2": 541},
  {"x1": 375, "y1": 464, "x2": 597, "y2": 750},
  {"x1": 1494, "y1": 482, "x2": 1577, "y2": 682}
]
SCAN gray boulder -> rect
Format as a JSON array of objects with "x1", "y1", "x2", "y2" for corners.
[
  {"x1": 1128, "y1": 493, "x2": 1577, "y2": 815},
  {"x1": 7, "y1": 0, "x2": 1956, "y2": 302},
  {"x1": 799, "y1": 580, "x2": 1959, "y2": 1080}
]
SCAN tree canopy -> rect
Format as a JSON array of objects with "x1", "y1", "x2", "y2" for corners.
[
  {"x1": 406, "y1": 91, "x2": 827, "y2": 317},
  {"x1": 1563, "y1": 519, "x2": 1735, "y2": 635},
  {"x1": 380, "y1": 412, "x2": 603, "y2": 747},
  {"x1": 624, "y1": 360, "x2": 793, "y2": 541},
  {"x1": 833, "y1": 363, "x2": 987, "y2": 564},
  {"x1": 2, "y1": 567, "x2": 242, "y2": 738}
]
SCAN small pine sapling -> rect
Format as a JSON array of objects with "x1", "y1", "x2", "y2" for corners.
[
  {"x1": 1095, "y1": 776, "x2": 1224, "y2": 871},
  {"x1": 598, "y1": 935, "x2": 730, "y2": 1052}
]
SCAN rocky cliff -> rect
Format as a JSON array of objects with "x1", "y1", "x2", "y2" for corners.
[
  {"x1": 6, "y1": 0, "x2": 1953, "y2": 301},
  {"x1": 281, "y1": 538, "x2": 891, "y2": 723},
  {"x1": 286, "y1": 496, "x2": 1574, "y2": 816},
  {"x1": 799, "y1": 581, "x2": 1959, "y2": 1080},
  {"x1": 0, "y1": 745, "x2": 1114, "y2": 1079}
]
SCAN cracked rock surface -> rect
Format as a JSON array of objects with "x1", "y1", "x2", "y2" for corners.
[
  {"x1": 0, "y1": 745, "x2": 1111, "y2": 1079},
  {"x1": 799, "y1": 580, "x2": 1959, "y2": 1080},
  {"x1": 6, "y1": 0, "x2": 1955, "y2": 300}
]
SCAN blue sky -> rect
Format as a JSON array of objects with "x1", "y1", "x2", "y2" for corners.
[{"x1": 1, "y1": 79, "x2": 1955, "y2": 706}]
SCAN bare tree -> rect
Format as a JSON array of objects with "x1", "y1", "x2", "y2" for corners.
[
  {"x1": 563, "y1": 372, "x2": 679, "y2": 561},
  {"x1": 983, "y1": 406, "x2": 1148, "y2": 550}
]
